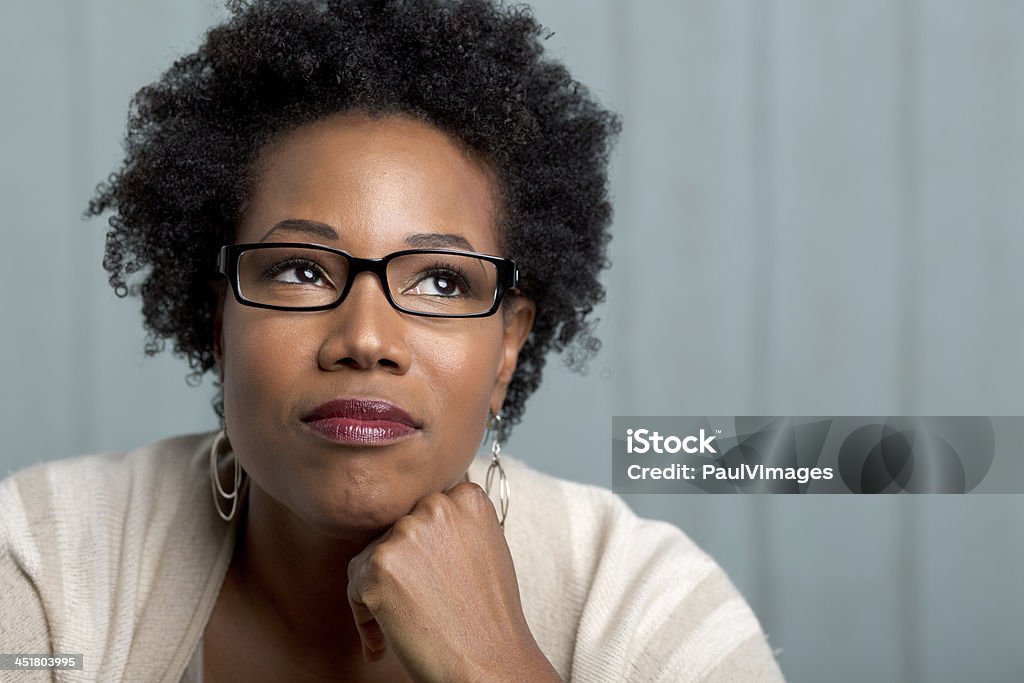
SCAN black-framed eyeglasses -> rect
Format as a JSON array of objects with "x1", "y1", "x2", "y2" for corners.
[{"x1": 217, "y1": 242, "x2": 519, "y2": 318}]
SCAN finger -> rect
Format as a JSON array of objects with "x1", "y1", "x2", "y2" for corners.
[
  {"x1": 347, "y1": 537, "x2": 391, "y2": 662},
  {"x1": 348, "y1": 587, "x2": 388, "y2": 662},
  {"x1": 443, "y1": 481, "x2": 500, "y2": 522}
]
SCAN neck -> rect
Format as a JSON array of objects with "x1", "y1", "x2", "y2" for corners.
[
  {"x1": 229, "y1": 481, "x2": 371, "y2": 661},
  {"x1": 224, "y1": 468, "x2": 474, "y2": 668}
]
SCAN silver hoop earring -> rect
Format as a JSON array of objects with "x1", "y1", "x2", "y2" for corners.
[
  {"x1": 484, "y1": 412, "x2": 510, "y2": 530},
  {"x1": 209, "y1": 429, "x2": 242, "y2": 522}
]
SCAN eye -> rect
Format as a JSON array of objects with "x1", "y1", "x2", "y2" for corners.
[
  {"x1": 408, "y1": 268, "x2": 469, "y2": 297},
  {"x1": 264, "y1": 258, "x2": 333, "y2": 287}
]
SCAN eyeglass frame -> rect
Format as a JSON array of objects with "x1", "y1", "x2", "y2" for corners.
[{"x1": 217, "y1": 242, "x2": 520, "y2": 318}]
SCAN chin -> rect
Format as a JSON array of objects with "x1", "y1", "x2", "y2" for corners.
[{"x1": 297, "y1": 486, "x2": 419, "y2": 541}]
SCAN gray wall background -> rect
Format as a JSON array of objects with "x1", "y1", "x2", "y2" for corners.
[{"x1": 2, "y1": 1, "x2": 1022, "y2": 681}]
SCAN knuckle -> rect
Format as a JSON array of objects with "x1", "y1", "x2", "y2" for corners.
[
  {"x1": 349, "y1": 558, "x2": 385, "y2": 612},
  {"x1": 390, "y1": 515, "x2": 417, "y2": 539},
  {"x1": 362, "y1": 543, "x2": 399, "y2": 589},
  {"x1": 368, "y1": 544, "x2": 394, "y2": 576},
  {"x1": 415, "y1": 491, "x2": 451, "y2": 520},
  {"x1": 360, "y1": 583, "x2": 384, "y2": 612},
  {"x1": 422, "y1": 490, "x2": 448, "y2": 509},
  {"x1": 454, "y1": 482, "x2": 492, "y2": 512}
]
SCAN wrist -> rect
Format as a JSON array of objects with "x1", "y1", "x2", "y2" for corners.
[{"x1": 472, "y1": 638, "x2": 561, "y2": 683}]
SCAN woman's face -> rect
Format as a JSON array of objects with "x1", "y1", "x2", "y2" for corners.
[{"x1": 213, "y1": 112, "x2": 533, "y2": 539}]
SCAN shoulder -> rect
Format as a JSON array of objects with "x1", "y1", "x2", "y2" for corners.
[
  {"x1": 1, "y1": 431, "x2": 212, "y2": 510},
  {"x1": 0, "y1": 431, "x2": 221, "y2": 679},
  {"x1": 1, "y1": 431, "x2": 210, "y2": 540},
  {"x1": 1, "y1": 431, "x2": 214, "y2": 564},
  {"x1": 472, "y1": 456, "x2": 785, "y2": 682}
]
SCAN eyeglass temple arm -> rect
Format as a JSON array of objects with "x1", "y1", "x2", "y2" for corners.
[
  {"x1": 507, "y1": 264, "x2": 520, "y2": 291},
  {"x1": 216, "y1": 246, "x2": 229, "y2": 275}
]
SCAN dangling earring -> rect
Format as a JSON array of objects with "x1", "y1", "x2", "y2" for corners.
[
  {"x1": 484, "y1": 412, "x2": 510, "y2": 530},
  {"x1": 209, "y1": 429, "x2": 242, "y2": 522}
]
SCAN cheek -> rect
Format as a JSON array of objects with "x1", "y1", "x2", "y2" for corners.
[
  {"x1": 221, "y1": 309, "x2": 318, "y2": 422},
  {"x1": 412, "y1": 322, "x2": 505, "y2": 422}
]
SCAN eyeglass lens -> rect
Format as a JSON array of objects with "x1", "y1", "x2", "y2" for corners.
[{"x1": 236, "y1": 246, "x2": 500, "y2": 315}]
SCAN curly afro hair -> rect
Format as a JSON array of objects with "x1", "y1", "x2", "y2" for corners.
[{"x1": 87, "y1": 0, "x2": 619, "y2": 438}]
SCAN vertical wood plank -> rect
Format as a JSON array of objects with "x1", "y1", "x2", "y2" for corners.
[
  {"x1": 917, "y1": 496, "x2": 1024, "y2": 681},
  {"x1": 0, "y1": 1, "x2": 84, "y2": 469},
  {"x1": 914, "y1": 1, "x2": 1024, "y2": 414},
  {"x1": 607, "y1": 0, "x2": 771, "y2": 663},
  {"x1": 80, "y1": 1, "x2": 228, "y2": 454},
  {"x1": 612, "y1": 0, "x2": 762, "y2": 417},
  {"x1": 914, "y1": 2, "x2": 1024, "y2": 680},
  {"x1": 501, "y1": 0, "x2": 619, "y2": 485},
  {"x1": 766, "y1": 0, "x2": 906, "y2": 415},
  {"x1": 762, "y1": 1, "x2": 911, "y2": 680}
]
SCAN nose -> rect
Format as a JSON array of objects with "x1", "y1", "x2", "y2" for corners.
[{"x1": 317, "y1": 271, "x2": 411, "y2": 373}]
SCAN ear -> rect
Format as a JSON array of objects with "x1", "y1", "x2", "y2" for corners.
[
  {"x1": 211, "y1": 280, "x2": 227, "y2": 383},
  {"x1": 490, "y1": 295, "x2": 535, "y2": 415}
]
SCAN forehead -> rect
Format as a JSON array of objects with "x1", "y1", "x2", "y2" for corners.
[{"x1": 238, "y1": 112, "x2": 500, "y2": 255}]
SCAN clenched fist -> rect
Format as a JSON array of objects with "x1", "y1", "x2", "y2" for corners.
[{"x1": 347, "y1": 482, "x2": 562, "y2": 682}]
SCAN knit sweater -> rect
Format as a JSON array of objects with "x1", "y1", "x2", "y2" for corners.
[{"x1": 0, "y1": 431, "x2": 784, "y2": 682}]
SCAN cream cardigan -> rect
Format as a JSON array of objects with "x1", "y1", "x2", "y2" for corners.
[{"x1": 0, "y1": 432, "x2": 784, "y2": 682}]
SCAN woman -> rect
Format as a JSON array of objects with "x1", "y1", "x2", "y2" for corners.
[{"x1": 0, "y1": 1, "x2": 784, "y2": 680}]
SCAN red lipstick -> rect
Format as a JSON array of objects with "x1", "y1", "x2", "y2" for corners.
[{"x1": 301, "y1": 398, "x2": 419, "y2": 446}]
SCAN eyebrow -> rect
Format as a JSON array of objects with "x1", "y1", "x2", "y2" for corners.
[
  {"x1": 404, "y1": 232, "x2": 476, "y2": 251},
  {"x1": 260, "y1": 219, "x2": 339, "y2": 243},
  {"x1": 259, "y1": 219, "x2": 476, "y2": 252}
]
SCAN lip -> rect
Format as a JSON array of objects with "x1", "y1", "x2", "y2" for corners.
[{"x1": 300, "y1": 398, "x2": 419, "y2": 446}]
